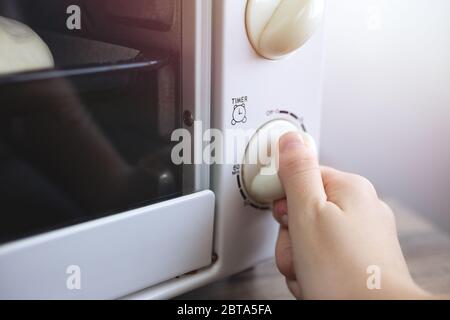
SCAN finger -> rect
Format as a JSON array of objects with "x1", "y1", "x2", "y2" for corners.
[
  {"x1": 278, "y1": 132, "x2": 327, "y2": 218},
  {"x1": 321, "y1": 166, "x2": 378, "y2": 211},
  {"x1": 286, "y1": 279, "x2": 303, "y2": 299},
  {"x1": 273, "y1": 199, "x2": 288, "y2": 226},
  {"x1": 275, "y1": 227, "x2": 296, "y2": 280}
]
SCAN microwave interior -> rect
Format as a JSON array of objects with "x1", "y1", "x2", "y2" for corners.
[{"x1": 0, "y1": 0, "x2": 195, "y2": 244}]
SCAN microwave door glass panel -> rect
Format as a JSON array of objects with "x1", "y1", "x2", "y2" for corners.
[{"x1": 0, "y1": 0, "x2": 193, "y2": 244}]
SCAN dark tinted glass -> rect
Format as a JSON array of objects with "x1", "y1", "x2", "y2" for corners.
[{"x1": 0, "y1": 0, "x2": 190, "y2": 244}]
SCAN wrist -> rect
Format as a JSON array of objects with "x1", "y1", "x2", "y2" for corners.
[
  {"x1": 338, "y1": 275, "x2": 430, "y2": 300},
  {"x1": 369, "y1": 277, "x2": 430, "y2": 300}
]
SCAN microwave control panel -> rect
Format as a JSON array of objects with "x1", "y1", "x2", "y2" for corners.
[{"x1": 209, "y1": 0, "x2": 326, "y2": 278}]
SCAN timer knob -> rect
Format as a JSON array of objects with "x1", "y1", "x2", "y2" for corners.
[
  {"x1": 242, "y1": 119, "x2": 317, "y2": 205},
  {"x1": 246, "y1": 0, "x2": 325, "y2": 60}
]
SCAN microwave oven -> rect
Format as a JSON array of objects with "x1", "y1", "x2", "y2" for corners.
[{"x1": 0, "y1": 0, "x2": 325, "y2": 299}]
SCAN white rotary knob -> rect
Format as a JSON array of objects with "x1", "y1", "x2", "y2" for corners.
[
  {"x1": 246, "y1": 0, "x2": 325, "y2": 60},
  {"x1": 242, "y1": 119, "x2": 317, "y2": 205}
]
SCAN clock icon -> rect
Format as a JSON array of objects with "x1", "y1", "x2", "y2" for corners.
[{"x1": 231, "y1": 103, "x2": 247, "y2": 125}]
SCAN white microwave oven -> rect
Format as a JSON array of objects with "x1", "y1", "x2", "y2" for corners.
[{"x1": 0, "y1": 0, "x2": 325, "y2": 299}]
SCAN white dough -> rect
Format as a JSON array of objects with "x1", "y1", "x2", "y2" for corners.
[{"x1": 0, "y1": 16, "x2": 54, "y2": 75}]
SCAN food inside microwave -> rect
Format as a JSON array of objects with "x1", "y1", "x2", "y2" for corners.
[
  {"x1": 0, "y1": 16, "x2": 55, "y2": 75},
  {"x1": 0, "y1": 0, "x2": 179, "y2": 75},
  {"x1": 0, "y1": 17, "x2": 141, "y2": 75}
]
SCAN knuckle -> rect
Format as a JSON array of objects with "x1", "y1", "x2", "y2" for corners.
[
  {"x1": 307, "y1": 198, "x2": 327, "y2": 215},
  {"x1": 348, "y1": 174, "x2": 377, "y2": 195},
  {"x1": 379, "y1": 201, "x2": 396, "y2": 222},
  {"x1": 379, "y1": 200, "x2": 391, "y2": 211},
  {"x1": 311, "y1": 201, "x2": 339, "y2": 221}
]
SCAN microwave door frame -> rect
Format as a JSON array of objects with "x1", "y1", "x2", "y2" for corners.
[{"x1": 182, "y1": 0, "x2": 212, "y2": 193}]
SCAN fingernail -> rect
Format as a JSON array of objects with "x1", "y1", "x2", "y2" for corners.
[
  {"x1": 280, "y1": 132, "x2": 305, "y2": 153},
  {"x1": 281, "y1": 215, "x2": 289, "y2": 227}
]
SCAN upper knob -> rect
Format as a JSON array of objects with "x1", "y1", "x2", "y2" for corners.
[{"x1": 246, "y1": 0, "x2": 325, "y2": 60}]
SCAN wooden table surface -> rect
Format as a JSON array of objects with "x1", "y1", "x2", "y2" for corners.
[{"x1": 177, "y1": 201, "x2": 450, "y2": 300}]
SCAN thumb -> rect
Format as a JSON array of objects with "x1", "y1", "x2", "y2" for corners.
[{"x1": 278, "y1": 132, "x2": 326, "y2": 212}]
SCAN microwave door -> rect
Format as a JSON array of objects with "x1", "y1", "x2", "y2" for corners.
[{"x1": 0, "y1": 0, "x2": 213, "y2": 299}]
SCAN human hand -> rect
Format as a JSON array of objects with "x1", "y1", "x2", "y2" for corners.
[{"x1": 273, "y1": 132, "x2": 429, "y2": 300}]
